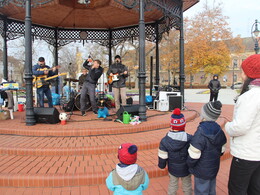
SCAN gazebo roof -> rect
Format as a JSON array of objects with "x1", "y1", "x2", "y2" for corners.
[{"x1": 0, "y1": 0, "x2": 199, "y2": 29}]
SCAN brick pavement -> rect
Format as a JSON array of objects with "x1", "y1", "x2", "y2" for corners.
[{"x1": 0, "y1": 102, "x2": 234, "y2": 194}]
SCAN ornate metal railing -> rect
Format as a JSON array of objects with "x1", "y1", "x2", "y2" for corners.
[{"x1": 0, "y1": 0, "x2": 182, "y2": 46}]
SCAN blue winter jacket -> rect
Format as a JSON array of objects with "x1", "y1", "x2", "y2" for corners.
[
  {"x1": 106, "y1": 165, "x2": 149, "y2": 195},
  {"x1": 158, "y1": 131, "x2": 192, "y2": 177},
  {"x1": 187, "y1": 121, "x2": 227, "y2": 180}
]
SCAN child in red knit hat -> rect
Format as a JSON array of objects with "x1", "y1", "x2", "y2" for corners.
[
  {"x1": 106, "y1": 143, "x2": 149, "y2": 194},
  {"x1": 158, "y1": 108, "x2": 193, "y2": 195}
]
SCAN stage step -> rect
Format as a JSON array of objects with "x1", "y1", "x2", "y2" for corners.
[
  {"x1": 0, "y1": 149, "x2": 231, "y2": 187},
  {"x1": 0, "y1": 110, "x2": 196, "y2": 137},
  {"x1": 0, "y1": 103, "x2": 234, "y2": 189}
]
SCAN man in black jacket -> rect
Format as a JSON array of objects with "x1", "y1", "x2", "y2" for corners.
[
  {"x1": 107, "y1": 55, "x2": 128, "y2": 111},
  {"x1": 208, "y1": 74, "x2": 221, "y2": 102},
  {"x1": 80, "y1": 59, "x2": 103, "y2": 116}
]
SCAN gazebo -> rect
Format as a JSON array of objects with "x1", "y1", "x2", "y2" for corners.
[{"x1": 0, "y1": 0, "x2": 199, "y2": 125}]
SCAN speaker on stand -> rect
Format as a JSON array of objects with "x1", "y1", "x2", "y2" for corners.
[{"x1": 34, "y1": 107, "x2": 60, "y2": 124}]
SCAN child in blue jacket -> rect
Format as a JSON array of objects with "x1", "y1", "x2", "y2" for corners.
[
  {"x1": 106, "y1": 143, "x2": 149, "y2": 195},
  {"x1": 187, "y1": 101, "x2": 227, "y2": 195},
  {"x1": 158, "y1": 108, "x2": 192, "y2": 195}
]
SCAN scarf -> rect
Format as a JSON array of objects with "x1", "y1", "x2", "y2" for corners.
[{"x1": 250, "y1": 78, "x2": 260, "y2": 87}]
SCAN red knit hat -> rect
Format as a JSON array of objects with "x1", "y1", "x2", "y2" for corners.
[
  {"x1": 118, "y1": 143, "x2": 138, "y2": 165},
  {"x1": 170, "y1": 108, "x2": 186, "y2": 131},
  {"x1": 241, "y1": 54, "x2": 260, "y2": 79}
]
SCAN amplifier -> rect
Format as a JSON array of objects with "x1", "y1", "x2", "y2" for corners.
[
  {"x1": 153, "y1": 100, "x2": 169, "y2": 111},
  {"x1": 168, "y1": 95, "x2": 183, "y2": 111},
  {"x1": 159, "y1": 91, "x2": 181, "y2": 101}
]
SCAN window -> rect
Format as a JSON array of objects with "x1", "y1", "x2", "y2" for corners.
[
  {"x1": 234, "y1": 74, "x2": 237, "y2": 82},
  {"x1": 233, "y1": 59, "x2": 238, "y2": 68}
]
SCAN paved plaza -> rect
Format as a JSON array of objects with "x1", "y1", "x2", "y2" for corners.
[{"x1": 0, "y1": 88, "x2": 237, "y2": 195}]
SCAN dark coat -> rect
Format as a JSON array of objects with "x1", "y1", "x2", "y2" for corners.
[
  {"x1": 187, "y1": 121, "x2": 227, "y2": 180},
  {"x1": 107, "y1": 62, "x2": 128, "y2": 88},
  {"x1": 83, "y1": 60, "x2": 103, "y2": 85},
  {"x1": 78, "y1": 74, "x2": 87, "y2": 87},
  {"x1": 208, "y1": 75, "x2": 221, "y2": 94},
  {"x1": 158, "y1": 131, "x2": 192, "y2": 177}
]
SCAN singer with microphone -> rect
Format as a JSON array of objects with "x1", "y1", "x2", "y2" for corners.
[
  {"x1": 80, "y1": 57, "x2": 103, "y2": 116},
  {"x1": 107, "y1": 55, "x2": 128, "y2": 111}
]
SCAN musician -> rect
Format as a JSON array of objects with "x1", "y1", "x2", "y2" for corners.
[
  {"x1": 78, "y1": 68, "x2": 88, "y2": 89},
  {"x1": 80, "y1": 58, "x2": 103, "y2": 116},
  {"x1": 32, "y1": 57, "x2": 57, "y2": 107},
  {"x1": 107, "y1": 55, "x2": 128, "y2": 111}
]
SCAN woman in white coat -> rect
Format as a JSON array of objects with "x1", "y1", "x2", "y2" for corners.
[{"x1": 225, "y1": 54, "x2": 260, "y2": 195}]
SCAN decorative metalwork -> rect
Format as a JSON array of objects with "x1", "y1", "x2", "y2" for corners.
[
  {"x1": 150, "y1": 0, "x2": 181, "y2": 19},
  {"x1": 0, "y1": 15, "x2": 178, "y2": 47},
  {"x1": 114, "y1": 0, "x2": 138, "y2": 9},
  {"x1": 251, "y1": 19, "x2": 260, "y2": 54},
  {"x1": 0, "y1": 0, "x2": 54, "y2": 8},
  {"x1": 0, "y1": 0, "x2": 182, "y2": 47},
  {"x1": 77, "y1": 0, "x2": 91, "y2": 5},
  {"x1": 113, "y1": 0, "x2": 182, "y2": 34}
]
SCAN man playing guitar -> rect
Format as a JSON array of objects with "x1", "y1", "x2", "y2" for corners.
[
  {"x1": 32, "y1": 57, "x2": 57, "y2": 107},
  {"x1": 107, "y1": 55, "x2": 128, "y2": 111}
]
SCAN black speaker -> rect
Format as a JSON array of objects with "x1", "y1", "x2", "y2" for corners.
[
  {"x1": 116, "y1": 104, "x2": 140, "y2": 121},
  {"x1": 168, "y1": 95, "x2": 182, "y2": 111},
  {"x1": 34, "y1": 107, "x2": 60, "y2": 124},
  {"x1": 126, "y1": 97, "x2": 133, "y2": 105}
]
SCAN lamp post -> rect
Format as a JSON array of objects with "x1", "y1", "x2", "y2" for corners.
[{"x1": 251, "y1": 19, "x2": 260, "y2": 54}]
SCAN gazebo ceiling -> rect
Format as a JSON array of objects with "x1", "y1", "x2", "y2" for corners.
[{"x1": 0, "y1": 0, "x2": 199, "y2": 29}]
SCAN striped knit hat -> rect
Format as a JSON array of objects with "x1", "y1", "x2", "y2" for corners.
[
  {"x1": 201, "y1": 101, "x2": 222, "y2": 121},
  {"x1": 170, "y1": 108, "x2": 186, "y2": 131}
]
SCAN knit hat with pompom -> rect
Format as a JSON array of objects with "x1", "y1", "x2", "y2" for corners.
[
  {"x1": 170, "y1": 108, "x2": 186, "y2": 131},
  {"x1": 201, "y1": 101, "x2": 222, "y2": 121},
  {"x1": 118, "y1": 143, "x2": 138, "y2": 165}
]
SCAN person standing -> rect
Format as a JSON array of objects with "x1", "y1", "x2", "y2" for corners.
[
  {"x1": 107, "y1": 55, "x2": 128, "y2": 111},
  {"x1": 187, "y1": 101, "x2": 227, "y2": 195},
  {"x1": 225, "y1": 54, "x2": 260, "y2": 195},
  {"x1": 80, "y1": 58, "x2": 103, "y2": 116},
  {"x1": 208, "y1": 74, "x2": 221, "y2": 101},
  {"x1": 158, "y1": 108, "x2": 192, "y2": 195},
  {"x1": 32, "y1": 57, "x2": 57, "y2": 107},
  {"x1": 78, "y1": 68, "x2": 88, "y2": 90}
]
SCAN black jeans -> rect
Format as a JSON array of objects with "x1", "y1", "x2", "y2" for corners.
[
  {"x1": 228, "y1": 157, "x2": 260, "y2": 195},
  {"x1": 80, "y1": 82, "x2": 97, "y2": 112},
  {"x1": 209, "y1": 92, "x2": 218, "y2": 101}
]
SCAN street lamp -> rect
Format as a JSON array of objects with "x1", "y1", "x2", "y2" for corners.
[{"x1": 251, "y1": 19, "x2": 260, "y2": 54}]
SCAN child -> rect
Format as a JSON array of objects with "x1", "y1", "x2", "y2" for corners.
[
  {"x1": 106, "y1": 143, "x2": 149, "y2": 194},
  {"x1": 158, "y1": 108, "x2": 192, "y2": 195},
  {"x1": 187, "y1": 101, "x2": 227, "y2": 195}
]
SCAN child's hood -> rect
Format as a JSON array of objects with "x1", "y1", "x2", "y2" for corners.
[
  {"x1": 113, "y1": 164, "x2": 145, "y2": 191},
  {"x1": 165, "y1": 131, "x2": 190, "y2": 151},
  {"x1": 199, "y1": 121, "x2": 226, "y2": 146}
]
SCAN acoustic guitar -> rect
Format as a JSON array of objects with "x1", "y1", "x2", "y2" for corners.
[
  {"x1": 108, "y1": 73, "x2": 124, "y2": 84},
  {"x1": 33, "y1": 73, "x2": 67, "y2": 88}
]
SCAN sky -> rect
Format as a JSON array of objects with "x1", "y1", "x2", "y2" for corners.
[{"x1": 183, "y1": 0, "x2": 260, "y2": 38}]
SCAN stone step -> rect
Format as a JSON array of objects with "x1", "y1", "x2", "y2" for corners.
[
  {"x1": 0, "y1": 149, "x2": 231, "y2": 187},
  {"x1": 0, "y1": 114, "x2": 228, "y2": 156},
  {"x1": 0, "y1": 110, "x2": 196, "y2": 137}
]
